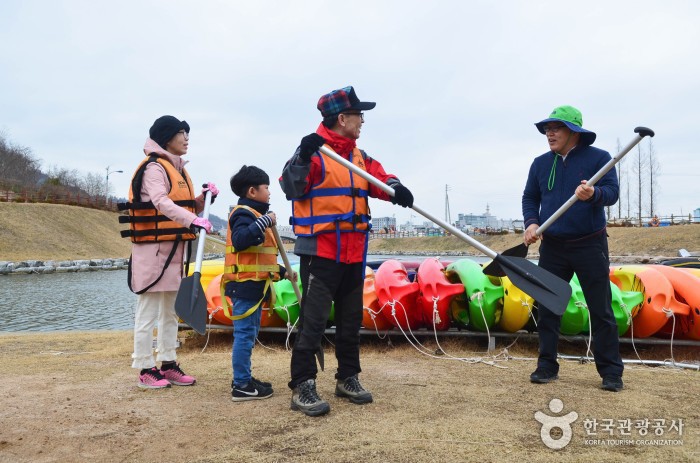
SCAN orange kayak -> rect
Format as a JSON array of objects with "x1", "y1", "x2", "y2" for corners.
[
  {"x1": 375, "y1": 259, "x2": 422, "y2": 330},
  {"x1": 416, "y1": 257, "x2": 464, "y2": 331},
  {"x1": 652, "y1": 265, "x2": 700, "y2": 340},
  {"x1": 610, "y1": 265, "x2": 690, "y2": 338},
  {"x1": 362, "y1": 267, "x2": 393, "y2": 331},
  {"x1": 204, "y1": 274, "x2": 285, "y2": 327}
]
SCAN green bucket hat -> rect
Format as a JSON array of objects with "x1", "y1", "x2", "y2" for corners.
[{"x1": 534, "y1": 105, "x2": 596, "y2": 145}]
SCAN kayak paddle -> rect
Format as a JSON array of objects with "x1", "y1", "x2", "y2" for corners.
[
  {"x1": 271, "y1": 225, "x2": 324, "y2": 371},
  {"x1": 483, "y1": 126, "x2": 655, "y2": 277},
  {"x1": 318, "y1": 145, "x2": 572, "y2": 315},
  {"x1": 174, "y1": 189, "x2": 213, "y2": 335}
]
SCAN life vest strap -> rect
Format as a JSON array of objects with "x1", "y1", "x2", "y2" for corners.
[
  {"x1": 224, "y1": 263, "x2": 281, "y2": 274},
  {"x1": 290, "y1": 212, "x2": 369, "y2": 227},
  {"x1": 121, "y1": 227, "x2": 194, "y2": 238},
  {"x1": 225, "y1": 245, "x2": 278, "y2": 255},
  {"x1": 302, "y1": 187, "x2": 369, "y2": 199},
  {"x1": 220, "y1": 279, "x2": 271, "y2": 321}
]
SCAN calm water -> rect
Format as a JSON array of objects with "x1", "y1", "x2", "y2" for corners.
[{"x1": 0, "y1": 255, "x2": 484, "y2": 332}]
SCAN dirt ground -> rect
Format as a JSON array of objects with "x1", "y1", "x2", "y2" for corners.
[{"x1": 0, "y1": 330, "x2": 698, "y2": 463}]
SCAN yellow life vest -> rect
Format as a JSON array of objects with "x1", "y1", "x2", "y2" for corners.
[{"x1": 118, "y1": 155, "x2": 196, "y2": 242}]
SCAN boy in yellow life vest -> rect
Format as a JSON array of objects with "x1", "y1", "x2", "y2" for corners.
[{"x1": 224, "y1": 165, "x2": 286, "y2": 401}]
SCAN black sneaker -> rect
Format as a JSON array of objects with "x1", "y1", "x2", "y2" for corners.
[
  {"x1": 601, "y1": 376, "x2": 624, "y2": 392},
  {"x1": 335, "y1": 375, "x2": 373, "y2": 404},
  {"x1": 290, "y1": 379, "x2": 330, "y2": 417},
  {"x1": 231, "y1": 381, "x2": 273, "y2": 402},
  {"x1": 251, "y1": 376, "x2": 272, "y2": 389},
  {"x1": 530, "y1": 369, "x2": 559, "y2": 384}
]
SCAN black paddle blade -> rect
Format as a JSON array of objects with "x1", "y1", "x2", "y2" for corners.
[
  {"x1": 316, "y1": 347, "x2": 325, "y2": 371},
  {"x1": 496, "y1": 255, "x2": 571, "y2": 315},
  {"x1": 482, "y1": 243, "x2": 529, "y2": 277},
  {"x1": 175, "y1": 273, "x2": 207, "y2": 335}
]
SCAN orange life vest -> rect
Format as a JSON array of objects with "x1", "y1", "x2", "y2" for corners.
[
  {"x1": 221, "y1": 205, "x2": 281, "y2": 320},
  {"x1": 118, "y1": 155, "x2": 196, "y2": 242},
  {"x1": 290, "y1": 146, "x2": 371, "y2": 236},
  {"x1": 223, "y1": 205, "x2": 282, "y2": 283}
]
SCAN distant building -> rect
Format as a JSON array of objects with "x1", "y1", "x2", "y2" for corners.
[
  {"x1": 372, "y1": 216, "x2": 396, "y2": 232},
  {"x1": 455, "y1": 204, "x2": 517, "y2": 231},
  {"x1": 694, "y1": 208, "x2": 700, "y2": 223}
]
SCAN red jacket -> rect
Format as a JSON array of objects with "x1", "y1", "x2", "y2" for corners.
[{"x1": 280, "y1": 123, "x2": 400, "y2": 263}]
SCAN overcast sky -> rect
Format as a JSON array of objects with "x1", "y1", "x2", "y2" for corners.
[{"x1": 2, "y1": 0, "x2": 698, "y2": 228}]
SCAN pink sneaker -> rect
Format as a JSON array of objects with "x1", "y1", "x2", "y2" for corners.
[
  {"x1": 160, "y1": 363, "x2": 196, "y2": 386},
  {"x1": 139, "y1": 367, "x2": 171, "y2": 389}
]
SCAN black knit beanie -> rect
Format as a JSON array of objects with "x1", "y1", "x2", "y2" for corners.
[
  {"x1": 149, "y1": 115, "x2": 190, "y2": 149},
  {"x1": 230, "y1": 165, "x2": 270, "y2": 197}
]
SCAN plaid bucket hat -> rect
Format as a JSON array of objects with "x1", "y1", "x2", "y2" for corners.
[
  {"x1": 317, "y1": 86, "x2": 376, "y2": 117},
  {"x1": 534, "y1": 105, "x2": 596, "y2": 145}
]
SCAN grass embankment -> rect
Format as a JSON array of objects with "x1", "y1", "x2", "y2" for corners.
[
  {"x1": 0, "y1": 202, "x2": 225, "y2": 261},
  {"x1": 368, "y1": 226, "x2": 700, "y2": 258},
  {"x1": 1, "y1": 202, "x2": 698, "y2": 261}
]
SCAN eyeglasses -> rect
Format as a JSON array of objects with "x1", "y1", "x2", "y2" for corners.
[
  {"x1": 177, "y1": 130, "x2": 189, "y2": 140},
  {"x1": 343, "y1": 112, "x2": 364, "y2": 122},
  {"x1": 543, "y1": 125, "x2": 567, "y2": 134}
]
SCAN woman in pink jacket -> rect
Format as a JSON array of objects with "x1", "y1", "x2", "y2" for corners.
[{"x1": 127, "y1": 115, "x2": 217, "y2": 389}]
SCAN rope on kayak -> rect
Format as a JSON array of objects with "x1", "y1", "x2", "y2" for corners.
[
  {"x1": 469, "y1": 291, "x2": 492, "y2": 347},
  {"x1": 200, "y1": 307, "x2": 221, "y2": 353},
  {"x1": 662, "y1": 308, "x2": 677, "y2": 367},
  {"x1": 382, "y1": 298, "x2": 508, "y2": 368},
  {"x1": 274, "y1": 304, "x2": 299, "y2": 352},
  {"x1": 578, "y1": 301, "x2": 593, "y2": 361},
  {"x1": 430, "y1": 295, "x2": 507, "y2": 369},
  {"x1": 363, "y1": 306, "x2": 388, "y2": 339}
]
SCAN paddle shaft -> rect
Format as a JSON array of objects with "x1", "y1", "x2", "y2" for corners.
[
  {"x1": 318, "y1": 146, "x2": 497, "y2": 258},
  {"x1": 536, "y1": 128, "x2": 653, "y2": 236},
  {"x1": 192, "y1": 190, "x2": 213, "y2": 274},
  {"x1": 271, "y1": 225, "x2": 302, "y2": 302}
]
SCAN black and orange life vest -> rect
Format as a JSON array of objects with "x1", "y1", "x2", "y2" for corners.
[
  {"x1": 118, "y1": 155, "x2": 197, "y2": 242},
  {"x1": 290, "y1": 146, "x2": 371, "y2": 236},
  {"x1": 223, "y1": 205, "x2": 282, "y2": 283}
]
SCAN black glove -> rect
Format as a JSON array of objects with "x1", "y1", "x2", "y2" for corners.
[
  {"x1": 391, "y1": 183, "x2": 414, "y2": 208},
  {"x1": 298, "y1": 133, "x2": 326, "y2": 163}
]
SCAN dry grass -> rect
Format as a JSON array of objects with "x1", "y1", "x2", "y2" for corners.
[
  {"x1": 0, "y1": 330, "x2": 698, "y2": 463},
  {"x1": 368, "y1": 225, "x2": 700, "y2": 259},
  {"x1": 0, "y1": 203, "x2": 224, "y2": 261}
]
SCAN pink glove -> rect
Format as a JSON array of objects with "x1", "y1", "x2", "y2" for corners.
[
  {"x1": 201, "y1": 182, "x2": 219, "y2": 202},
  {"x1": 192, "y1": 217, "x2": 213, "y2": 234}
]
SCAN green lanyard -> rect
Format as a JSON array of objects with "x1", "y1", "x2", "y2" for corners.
[{"x1": 547, "y1": 155, "x2": 558, "y2": 191}]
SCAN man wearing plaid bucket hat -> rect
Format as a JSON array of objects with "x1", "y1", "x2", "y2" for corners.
[
  {"x1": 522, "y1": 105, "x2": 624, "y2": 392},
  {"x1": 280, "y1": 86, "x2": 414, "y2": 416}
]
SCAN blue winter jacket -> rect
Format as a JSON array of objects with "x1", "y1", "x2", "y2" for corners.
[{"x1": 522, "y1": 144, "x2": 619, "y2": 239}]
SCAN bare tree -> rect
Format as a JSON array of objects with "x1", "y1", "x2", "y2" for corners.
[
  {"x1": 647, "y1": 139, "x2": 659, "y2": 218},
  {"x1": 45, "y1": 166, "x2": 82, "y2": 190},
  {"x1": 615, "y1": 138, "x2": 625, "y2": 220},
  {"x1": 631, "y1": 143, "x2": 648, "y2": 225},
  {"x1": 81, "y1": 171, "x2": 105, "y2": 197},
  {"x1": 0, "y1": 133, "x2": 43, "y2": 185}
]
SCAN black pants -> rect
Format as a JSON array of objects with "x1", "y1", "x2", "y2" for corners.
[
  {"x1": 288, "y1": 255, "x2": 364, "y2": 389},
  {"x1": 536, "y1": 232, "x2": 624, "y2": 378}
]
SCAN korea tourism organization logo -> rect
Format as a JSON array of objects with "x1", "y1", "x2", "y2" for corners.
[{"x1": 534, "y1": 398, "x2": 685, "y2": 450}]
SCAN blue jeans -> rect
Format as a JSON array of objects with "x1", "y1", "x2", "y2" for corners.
[{"x1": 232, "y1": 297, "x2": 263, "y2": 387}]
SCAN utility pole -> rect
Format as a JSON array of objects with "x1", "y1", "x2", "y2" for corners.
[
  {"x1": 445, "y1": 184, "x2": 452, "y2": 224},
  {"x1": 105, "y1": 166, "x2": 123, "y2": 205}
]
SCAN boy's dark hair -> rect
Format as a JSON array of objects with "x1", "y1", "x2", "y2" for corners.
[{"x1": 230, "y1": 165, "x2": 270, "y2": 198}]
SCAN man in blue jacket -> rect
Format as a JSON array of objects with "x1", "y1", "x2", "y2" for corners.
[{"x1": 522, "y1": 105, "x2": 624, "y2": 392}]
